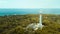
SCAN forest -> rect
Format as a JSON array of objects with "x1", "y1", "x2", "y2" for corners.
[{"x1": 0, "y1": 14, "x2": 60, "y2": 34}]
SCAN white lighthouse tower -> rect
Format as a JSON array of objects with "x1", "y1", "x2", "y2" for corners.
[
  {"x1": 26, "y1": 10, "x2": 44, "y2": 30},
  {"x1": 33, "y1": 11, "x2": 43, "y2": 30}
]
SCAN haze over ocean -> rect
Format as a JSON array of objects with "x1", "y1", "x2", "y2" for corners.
[{"x1": 0, "y1": 8, "x2": 60, "y2": 16}]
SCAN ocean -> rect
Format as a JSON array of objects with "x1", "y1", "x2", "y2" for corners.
[{"x1": 0, "y1": 8, "x2": 60, "y2": 16}]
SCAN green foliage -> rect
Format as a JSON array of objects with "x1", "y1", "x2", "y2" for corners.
[{"x1": 0, "y1": 14, "x2": 60, "y2": 34}]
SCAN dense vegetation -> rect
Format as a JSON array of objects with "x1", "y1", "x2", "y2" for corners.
[{"x1": 0, "y1": 14, "x2": 60, "y2": 34}]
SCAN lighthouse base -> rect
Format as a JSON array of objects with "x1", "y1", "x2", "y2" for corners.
[{"x1": 26, "y1": 23, "x2": 44, "y2": 31}]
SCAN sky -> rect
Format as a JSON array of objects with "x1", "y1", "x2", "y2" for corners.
[{"x1": 0, "y1": 0, "x2": 60, "y2": 8}]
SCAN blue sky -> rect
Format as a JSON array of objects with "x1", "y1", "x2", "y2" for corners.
[{"x1": 0, "y1": 0, "x2": 60, "y2": 8}]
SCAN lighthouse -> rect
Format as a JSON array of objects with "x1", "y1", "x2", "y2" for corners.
[
  {"x1": 33, "y1": 11, "x2": 43, "y2": 30},
  {"x1": 26, "y1": 10, "x2": 44, "y2": 30}
]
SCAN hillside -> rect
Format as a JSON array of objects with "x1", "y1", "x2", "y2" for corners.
[{"x1": 0, "y1": 14, "x2": 60, "y2": 34}]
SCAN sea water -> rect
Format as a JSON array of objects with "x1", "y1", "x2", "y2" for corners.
[{"x1": 0, "y1": 9, "x2": 60, "y2": 16}]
